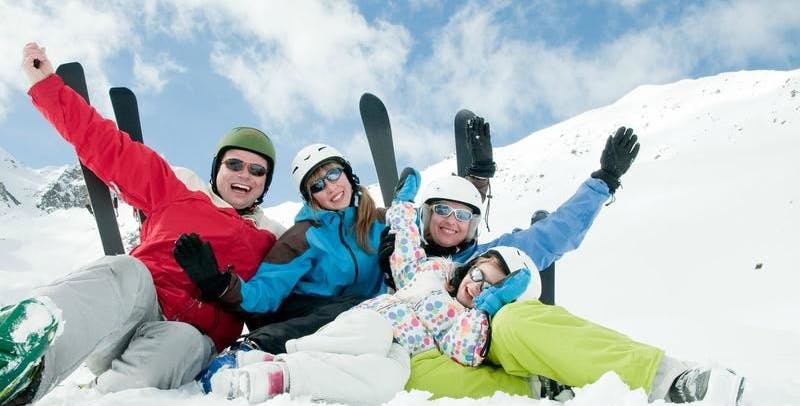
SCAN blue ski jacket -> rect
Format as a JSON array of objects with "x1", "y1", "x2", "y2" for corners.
[
  {"x1": 451, "y1": 178, "x2": 611, "y2": 271},
  {"x1": 239, "y1": 203, "x2": 387, "y2": 313}
]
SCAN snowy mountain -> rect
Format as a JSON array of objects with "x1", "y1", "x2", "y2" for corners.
[
  {"x1": 0, "y1": 147, "x2": 90, "y2": 213},
  {"x1": 1, "y1": 68, "x2": 799, "y2": 405}
]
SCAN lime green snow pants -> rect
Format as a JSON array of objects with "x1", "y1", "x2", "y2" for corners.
[{"x1": 406, "y1": 300, "x2": 664, "y2": 399}]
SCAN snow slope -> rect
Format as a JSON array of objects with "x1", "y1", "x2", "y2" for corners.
[{"x1": 1, "y1": 69, "x2": 798, "y2": 405}]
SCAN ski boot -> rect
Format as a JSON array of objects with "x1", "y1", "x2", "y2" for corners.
[
  {"x1": 669, "y1": 367, "x2": 745, "y2": 405},
  {"x1": 0, "y1": 297, "x2": 60, "y2": 404},
  {"x1": 197, "y1": 340, "x2": 275, "y2": 393}
]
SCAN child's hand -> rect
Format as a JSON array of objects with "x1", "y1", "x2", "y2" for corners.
[
  {"x1": 474, "y1": 268, "x2": 531, "y2": 317},
  {"x1": 393, "y1": 167, "x2": 420, "y2": 203}
]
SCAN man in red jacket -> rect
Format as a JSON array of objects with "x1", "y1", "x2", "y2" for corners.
[{"x1": 0, "y1": 43, "x2": 284, "y2": 405}]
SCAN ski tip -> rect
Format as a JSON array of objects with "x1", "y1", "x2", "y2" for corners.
[
  {"x1": 455, "y1": 109, "x2": 476, "y2": 120},
  {"x1": 109, "y1": 87, "x2": 136, "y2": 99},
  {"x1": 55, "y1": 61, "x2": 84, "y2": 75},
  {"x1": 360, "y1": 92, "x2": 381, "y2": 105}
]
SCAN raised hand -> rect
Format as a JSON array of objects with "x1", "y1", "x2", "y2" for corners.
[
  {"x1": 21, "y1": 42, "x2": 54, "y2": 86},
  {"x1": 473, "y1": 268, "x2": 532, "y2": 318},
  {"x1": 591, "y1": 126, "x2": 640, "y2": 193},
  {"x1": 466, "y1": 116, "x2": 497, "y2": 178},
  {"x1": 393, "y1": 167, "x2": 421, "y2": 203},
  {"x1": 173, "y1": 233, "x2": 232, "y2": 301}
]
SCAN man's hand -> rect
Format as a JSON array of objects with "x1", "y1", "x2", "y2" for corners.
[
  {"x1": 173, "y1": 233, "x2": 232, "y2": 301},
  {"x1": 466, "y1": 116, "x2": 497, "y2": 178},
  {"x1": 591, "y1": 126, "x2": 640, "y2": 193},
  {"x1": 21, "y1": 42, "x2": 54, "y2": 86}
]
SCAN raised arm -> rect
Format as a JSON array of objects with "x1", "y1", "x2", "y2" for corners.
[
  {"x1": 386, "y1": 168, "x2": 426, "y2": 289},
  {"x1": 473, "y1": 126, "x2": 641, "y2": 271},
  {"x1": 22, "y1": 43, "x2": 189, "y2": 215}
]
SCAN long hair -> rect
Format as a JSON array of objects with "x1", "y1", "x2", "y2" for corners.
[
  {"x1": 306, "y1": 162, "x2": 379, "y2": 253},
  {"x1": 353, "y1": 185, "x2": 378, "y2": 253}
]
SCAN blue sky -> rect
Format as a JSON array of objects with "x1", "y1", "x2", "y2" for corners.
[{"x1": 1, "y1": 0, "x2": 798, "y2": 204}]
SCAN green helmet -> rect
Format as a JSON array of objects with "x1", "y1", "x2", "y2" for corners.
[{"x1": 210, "y1": 126, "x2": 276, "y2": 206}]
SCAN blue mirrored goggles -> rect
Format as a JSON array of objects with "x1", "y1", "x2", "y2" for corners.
[
  {"x1": 431, "y1": 203, "x2": 474, "y2": 222},
  {"x1": 223, "y1": 158, "x2": 268, "y2": 177},
  {"x1": 309, "y1": 167, "x2": 344, "y2": 194}
]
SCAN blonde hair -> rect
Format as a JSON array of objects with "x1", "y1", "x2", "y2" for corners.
[{"x1": 305, "y1": 162, "x2": 379, "y2": 253}]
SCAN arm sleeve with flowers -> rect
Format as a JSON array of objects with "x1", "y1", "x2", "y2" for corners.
[
  {"x1": 386, "y1": 201, "x2": 428, "y2": 289},
  {"x1": 433, "y1": 302, "x2": 490, "y2": 367}
]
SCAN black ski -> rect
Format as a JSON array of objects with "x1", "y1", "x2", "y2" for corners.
[
  {"x1": 530, "y1": 210, "x2": 556, "y2": 305},
  {"x1": 56, "y1": 62, "x2": 125, "y2": 255},
  {"x1": 453, "y1": 109, "x2": 475, "y2": 177},
  {"x1": 359, "y1": 93, "x2": 398, "y2": 205},
  {"x1": 110, "y1": 87, "x2": 146, "y2": 225}
]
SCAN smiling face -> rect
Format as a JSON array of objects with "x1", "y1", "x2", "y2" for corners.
[
  {"x1": 308, "y1": 162, "x2": 352, "y2": 211},
  {"x1": 452, "y1": 256, "x2": 508, "y2": 308},
  {"x1": 427, "y1": 200, "x2": 472, "y2": 248},
  {"x1": 214, "y1": 149, "x2": 268, "y2": 210}
]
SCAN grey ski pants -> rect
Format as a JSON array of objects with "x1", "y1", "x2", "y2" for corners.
[{"x1": 33, "y1": 255, "x2": 215, "y2": 400}]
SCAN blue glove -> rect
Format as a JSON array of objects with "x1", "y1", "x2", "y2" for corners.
[
  {"x1": 393, "y1": 167, "x2": 420, "y2": 202},
  {"x1": 196, "y1": 341, "x2": 256, "y2": 393},
  {"x1": 474, "y1": 268, "x2": 532, "y2": 317}
]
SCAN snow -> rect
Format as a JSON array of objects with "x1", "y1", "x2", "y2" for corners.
[
  {"x1": 8, "y1": 297, "x2": 61, "y2": 343},
  {"x1": 2, "y1": 69, "x2": 800, "y2": 405}
]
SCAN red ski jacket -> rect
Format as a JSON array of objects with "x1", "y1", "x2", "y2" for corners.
[{"x1": 29, "y1": 75, "x2": 277, "y2": 350}]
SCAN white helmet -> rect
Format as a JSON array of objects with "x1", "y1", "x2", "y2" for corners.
[
  {"x1": 290, "y1": 143, "x2": 354, "y2": 201},
  {"x1": 420, "y1": 175, "x2": 483, "y2": 243},
  {"x1": 486, "y1": 246, "x2": 542, "y2": 301}
]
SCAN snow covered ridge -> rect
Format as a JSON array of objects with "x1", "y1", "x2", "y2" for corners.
[
  {"x1": 2, "y1": 68, "x2": 800, "y2": 405},
  {"x1": 0, "y1": 147, "x2": 85, "y2": 214}
]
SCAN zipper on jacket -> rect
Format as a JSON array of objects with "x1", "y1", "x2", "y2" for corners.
[{"x1": 337, "y1": 211, "x2": 359, "y2": 287}]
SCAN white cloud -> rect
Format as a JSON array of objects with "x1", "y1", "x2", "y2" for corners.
[
  {"x1": 0, "y1": 1, "x2": 137, "y2": 119},
  {"x1": 403, "y1": 0, "x2": 800, "y2": 144},
  {"x1": 195, "y1": 1, "x2": 411, "y2": 138},
  {"x1": 132, "y1": 53, "x2": 186, "y2": 94},
  {"x1": 2, "y1": 0, "x2": 798, "y2": 174}
]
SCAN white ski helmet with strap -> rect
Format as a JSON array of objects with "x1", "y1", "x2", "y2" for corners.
[
  {"x1": 420, "y1": 175, "x2": 483, "y2": 243},
  {"x1": 290, "y1": 143, "x2": 358, "y2": 203},
  {"x1": 486, "y1": 246, "x2": 542, "y2": 301}
]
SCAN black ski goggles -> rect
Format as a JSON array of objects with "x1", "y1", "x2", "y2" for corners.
[
  {"x1": 223, "y1": 158, "x2": 268, "y2": 177},
  {"x1": 431, "y1": 203, "x2": 474, "y2": 222},
  {"x1": 309, "y1": 167, "x2": 344, "y2": 194}
]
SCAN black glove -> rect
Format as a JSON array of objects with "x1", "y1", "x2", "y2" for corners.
[
  {"x1": 173, "y1": 233, "x2": 232, "y2": 301},
  {"x1": 376, "y1": 227, "x2": 397, "y2": 290},
  {"x1": 466, "y1": 116, "x2": 497, "y2": 178},
  {"x1": 591, "y1": 126, "x2": 640, "y2": 193}
]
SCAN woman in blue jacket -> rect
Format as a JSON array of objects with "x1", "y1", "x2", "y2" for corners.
[{"x1": 174, "y1": 143, "x2": 387, "y2": 354}]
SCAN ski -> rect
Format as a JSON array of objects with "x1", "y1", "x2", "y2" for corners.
[
  {"x1": 110, "y1": 87, "x2": 146, "y2": 225},
  {"x1": 456, "y1": 108, "x2": 557, "y2": 304},
  {"x1": 453, "y1": 109, "x2": 475, "y2": 177},
  {"x1": 359, "y1": 93, "x2": 398, "y2": 206},
  {"x1": 56, "y1": 63, "x2": 125, "y2": 255},
  {"x1": 530, "y1": 210, "x2": 556, "y2": 305}
]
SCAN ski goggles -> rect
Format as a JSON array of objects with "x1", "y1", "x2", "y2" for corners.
[
  {"x1": 309, "y1": 167, "x2": 344, "y2": 194},
  {"x1": 468, "y1": 266, "x2": 495, "y2": 290},
  {"x1": 431, "y1": 203, "x2": 474, "y2": 222},
  {"x1": 223, "y1": 158, "x2": 268, "y2": 177}
]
